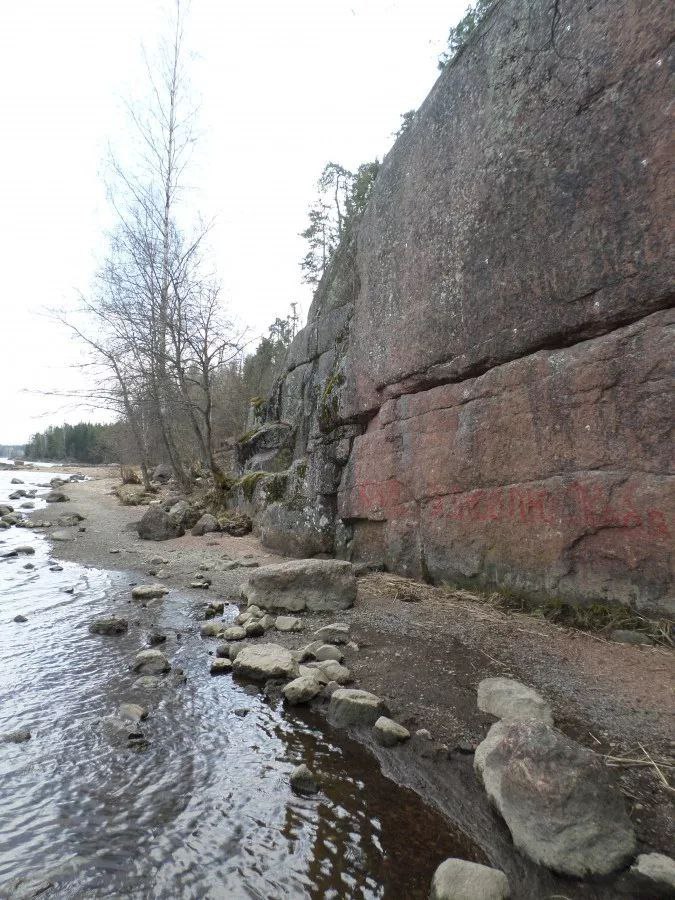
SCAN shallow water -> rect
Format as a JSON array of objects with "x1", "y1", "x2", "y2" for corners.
[{"x1": 0, "y1": 469, "x2": 480, "y2": 899}]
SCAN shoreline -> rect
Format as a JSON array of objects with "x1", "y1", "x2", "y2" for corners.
[{"x1": 32, "y1": 469, "x2": 674, "y2": 898}]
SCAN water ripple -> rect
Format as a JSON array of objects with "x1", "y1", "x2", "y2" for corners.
[{"x1": 0, "y1": 469, "x2": 478, "y2": 898}]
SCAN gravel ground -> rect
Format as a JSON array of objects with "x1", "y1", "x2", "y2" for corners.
[{"x1": 31, "y1": 468, "x2": 675, "y2": 884}]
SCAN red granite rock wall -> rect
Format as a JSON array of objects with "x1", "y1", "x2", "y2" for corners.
[
  {"x1": 339, "y1": 311, "x2": 673, "y2": 612},
  {"x1": 253, "y1": 0, "x2": 674, "y2": 614}
]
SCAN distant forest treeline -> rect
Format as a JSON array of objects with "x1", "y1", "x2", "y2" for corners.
[{"x1": 24, "y1": 423, "x2": 115, "y2": 464}]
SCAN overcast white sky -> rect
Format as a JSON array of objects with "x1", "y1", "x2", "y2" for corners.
[{"x1": 0, "y1": 0, "x2": 464, "y2": 444}]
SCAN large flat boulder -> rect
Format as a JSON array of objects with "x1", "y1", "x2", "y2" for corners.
[
  {"x1": 474, "y1": 719, "x2": 636, "y2": 876},
  {"x1": 232, "y1": 643, "x2": 299, "y2": 682},
  {"x1": 241, "y1": 559, "x2": 356, "y2": 612}
]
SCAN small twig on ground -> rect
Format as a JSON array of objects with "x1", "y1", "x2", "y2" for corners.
[
  {"x1": 481, "y1": 649, "x2": 505, "y2": 667},
  {"x1": 638, "y1": 741, "x2": 673, "y2": 788}
]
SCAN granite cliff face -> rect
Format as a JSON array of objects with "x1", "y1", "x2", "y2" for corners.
[{"x1": 235, "y1": 0, "x2": 674, "y2": 614}]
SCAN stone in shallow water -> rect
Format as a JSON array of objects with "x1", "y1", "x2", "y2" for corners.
[
  {"x1": 0, "y1": 877, "x2": 53, "y2": 899},
  {"x1": 290, "y1": 763, "x2": 319, "y2": 795},
  {"x1": 477, "y1": 677, "x2": 553, "y2": 725},
  {"x1": 200, "y1": 621, "x2": 223, "y2": 638},
  {"x1": 429, "y1": 858, "x2": 510, "y2": 900},
  {"x1": 118, "y1": 702, "x2": 148, "y2": 722},
  {"x1": 474, "y1": 719, "x2": 636, "y2": 876},
  {"x1": 102, "y1": 715, "x2": 146, "y2": 747},
  {"x1": 210, "y1": 658, "x2": 233, "y2": 676},
  {"x1": 133, "y1": 649, "x2": 171, "y2": 675},
  {"x1": 89, "y1": 617, "x2": 128, "y2": 636},
  {"x1": 132, "y1": 676, "x2": 162, "y2": 690},
  {"x1": 283, "y1": 675, "x2": 322, "y2": 705},
  {"x1": 1, "y1": 728, "x2": 31, "y2": 744},
  {"x1": 131, "y1": 583, "x2": 169, "y2": 600}
]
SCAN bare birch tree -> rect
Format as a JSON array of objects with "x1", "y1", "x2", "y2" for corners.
[{"x1": 56, "y1": 0, "x2": 242, "y2": 489}]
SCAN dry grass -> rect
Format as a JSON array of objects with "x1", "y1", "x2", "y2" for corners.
[
  {"x1": 361, "y1": 572, "x2": 673, "y2": 647},
  {"x1": 605, "y1": 743, "x2": 675, "y2": 796}
]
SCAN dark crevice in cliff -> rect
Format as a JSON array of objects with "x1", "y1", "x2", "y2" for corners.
[{"x1": 370, "y1": 299, "x2": 674, "y2": 409}]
